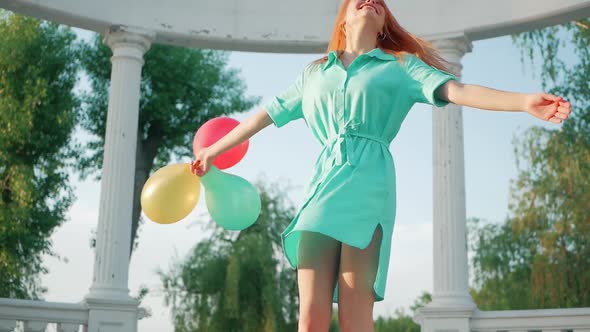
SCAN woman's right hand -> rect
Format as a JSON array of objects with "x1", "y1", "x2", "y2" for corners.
[
  {"x1": 191, "y1": 147, "x2": 217, "y2": 177},
  {"x1": 190, "y1": 110, "x2": 272, "y2": 177}
]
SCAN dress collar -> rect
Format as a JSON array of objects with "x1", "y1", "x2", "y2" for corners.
[{"x1": 322, "y1": 47, "x2": 396, "y2": 71}]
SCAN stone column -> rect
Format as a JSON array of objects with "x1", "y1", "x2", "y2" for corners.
[
  {"x1": 414, "y1": 35, "x2": 476, "y2": 332},
  {"x1": 84, "y1": 26, "x2": 154, "y2": 332}
]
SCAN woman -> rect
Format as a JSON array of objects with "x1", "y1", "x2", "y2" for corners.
[{"x1": 192, "y1": 0, "x2": 572, "y2": 331}]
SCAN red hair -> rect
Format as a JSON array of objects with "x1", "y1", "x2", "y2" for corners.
[{"x1": 313, "y1": 0, "x2": 456, "y2": 75}]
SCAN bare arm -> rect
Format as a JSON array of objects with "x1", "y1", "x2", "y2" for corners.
[
  {"x1": 441, "y1": 81, "x2": 528, "y2": 112},
  {"x1": 437, "y1": 80, "x2": 572, "y2": 123},
  {"x1": 192, "y1": 109, "x2": 274, "y2": 176},
  {"x1": 208, "y1": 109, "x2": 274, "y2": 156}
]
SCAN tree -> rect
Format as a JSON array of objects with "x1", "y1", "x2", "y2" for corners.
[
  {"x1": 0, "y1": 12, "x2": 80, "y2": 298},
  {"x1": 159, "y1": 179, "x2": 299, "y2": 332},
  {"x1": 78, "y1": 35, "x2": 260, "y2": 255},
  {"x1": 373, "y1": 309, "x2": 420, "y2": 332},
  {"x1": 468, "y1": 217, "x2": 538, "y2": 310},
  {"x1": 469, "y1": 19, "x2": 590, "y2": 310}
]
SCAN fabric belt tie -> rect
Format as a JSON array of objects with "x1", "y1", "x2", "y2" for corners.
[{"x1": 324, "y1": 130, "x2": 389, "y2": 166}]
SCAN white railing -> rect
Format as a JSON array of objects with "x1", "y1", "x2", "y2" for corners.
[
  {"x1": 0, "y1": 298, "x2": 88, "y2": 332},
  {"x1": 471, "y1": 307, "x2": 590, "y2": 332}
]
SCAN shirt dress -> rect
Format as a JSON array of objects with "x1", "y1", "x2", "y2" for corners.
[{"x1": 263, "y1": 47, "x2": 458, "y2": 303}]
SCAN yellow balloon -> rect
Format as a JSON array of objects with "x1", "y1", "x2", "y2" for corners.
[{"x1": 140, "y1": 163, "x2": 201, "y2": 224}]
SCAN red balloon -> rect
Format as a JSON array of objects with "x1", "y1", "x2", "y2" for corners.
[{"x1": 193, "y1": 117, "x2": 249, "y2": 169}]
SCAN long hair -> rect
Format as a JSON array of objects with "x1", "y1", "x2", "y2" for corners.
[{"x1": 313, "y1": 0, "x2": 456, "y2": 75}]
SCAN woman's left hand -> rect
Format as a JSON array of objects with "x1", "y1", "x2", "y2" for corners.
[{"x1": 524, "y1": 93, "x2": 572, "y2": 124}]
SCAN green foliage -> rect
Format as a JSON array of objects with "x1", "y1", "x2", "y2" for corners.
[
  {"x1": 374, "y1": 309, "x2": 420, "y2": 332},
  {"x1": 409, "y1": 290, "x2": 432, "y2": 313},
  {"x1": 79, "y1": 34, "x2": 260, "y2": 253},
  {"x1": 0, "y1": 12, "x2": 80, "y2": 298},
  {"x1": 329, "y1": 313, "x2": 340, "y2": 332},
  {"x1": 468, "y1": 217, "x2": 536, "y2": 309},
  {"x1": 373, "y1": 291, "x2": 430, "y2": 332},
  {"x1": 159, "y1": 179, "x2": 299, "y2": 332},
  {"x1": 470, "y1": 19, "x2": 590, "y2": 310}
]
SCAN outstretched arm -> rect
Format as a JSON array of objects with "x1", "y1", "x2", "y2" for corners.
[
  {"x1": 192, "y1": 109, "x2": 274, "y2": 176},
  {"x1": 437, "y1": 80, "x2": 572, "y2": 124}
]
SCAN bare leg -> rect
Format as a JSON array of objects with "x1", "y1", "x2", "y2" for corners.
[
  {"x1": 297, "y1": 231, "x2": 341, "y2": 332},
  {"x1": 337, "y1": 224, "x2": 383, "y2": 332}
]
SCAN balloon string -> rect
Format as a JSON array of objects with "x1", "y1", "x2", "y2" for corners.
[{"x1": 191, "y1": 160, "x2": 201, "y2": 174}]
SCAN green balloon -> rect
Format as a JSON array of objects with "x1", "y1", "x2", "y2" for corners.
[{"x1": 200, "y1": 165, "x2": 261, "y2": 230}]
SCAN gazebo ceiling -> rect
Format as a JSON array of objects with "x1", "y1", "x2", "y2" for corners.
[{"x1": 1, "y1": 0, "x2": 589, "y2": 53}]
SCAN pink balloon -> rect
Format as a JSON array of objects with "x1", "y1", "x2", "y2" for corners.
[{"x1": 193, "y1": 117, "x2": 249, "y2": 169}]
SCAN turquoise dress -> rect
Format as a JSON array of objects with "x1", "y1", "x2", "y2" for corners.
[{"x1": 263, "y1": 47, "x2": 458, "y2": 303}]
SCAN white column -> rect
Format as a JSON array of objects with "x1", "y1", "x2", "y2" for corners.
[
  {"x1": 84, "y1": 26, "x2": 153, "y2": 332},
  {"x1": 431, "y1": 36, "x2": 474, "y2": 308},
  {"x1": 414, "y1": 35, "x2": 476, "y2": 332}
]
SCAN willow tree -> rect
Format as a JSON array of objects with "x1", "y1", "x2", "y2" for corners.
[
  {"x1": 470, "y1": 19, "x2": 590, "y2": 309},
  {"x1": 159, "y1": 180, "x2": 299, "y2": 332},
  {"x1": 79, "y1": 36, "x2": 259, "y2": 255},
  {"x1": 0, "y1": 12, "x2": 80, "y2": 298}
]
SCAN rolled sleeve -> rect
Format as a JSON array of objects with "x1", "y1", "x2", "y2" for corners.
[
  {"x1": 403, "y1": 54, "x2": 458, "y2": 107},
  {"x1": 263, "y1": 69, "x2": 305, "y2": 128}
]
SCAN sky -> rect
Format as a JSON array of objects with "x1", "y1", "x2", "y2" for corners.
[{"x1": 36, "y1": 28, "x2": 566, "y2": 331}]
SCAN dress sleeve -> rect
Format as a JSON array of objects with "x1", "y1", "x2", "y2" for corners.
[
  {"x1": 403, "y1": 53, "x2": 458, "y2": 107},
  {"x1": 263, "y1": 67, "x2": 305, "y2": 128}
]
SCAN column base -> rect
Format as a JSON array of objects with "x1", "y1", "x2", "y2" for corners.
[
  {"x1": 428, "y1": 292, "x2": 477, "y2": 308},
  {"x1": 85, "y1": 284, "x2": 134, "y2": 302},
  {"x1": 83, "y1": 296, "x2": 140, "y2": 332},
  {"x1": 414, "y1": 304, "x2": 475, "y2": 332}
]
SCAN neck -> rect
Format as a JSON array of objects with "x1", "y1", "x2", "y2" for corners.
[{"x1": 344, "y1": 24, "x2": 379, "y2": 56}]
